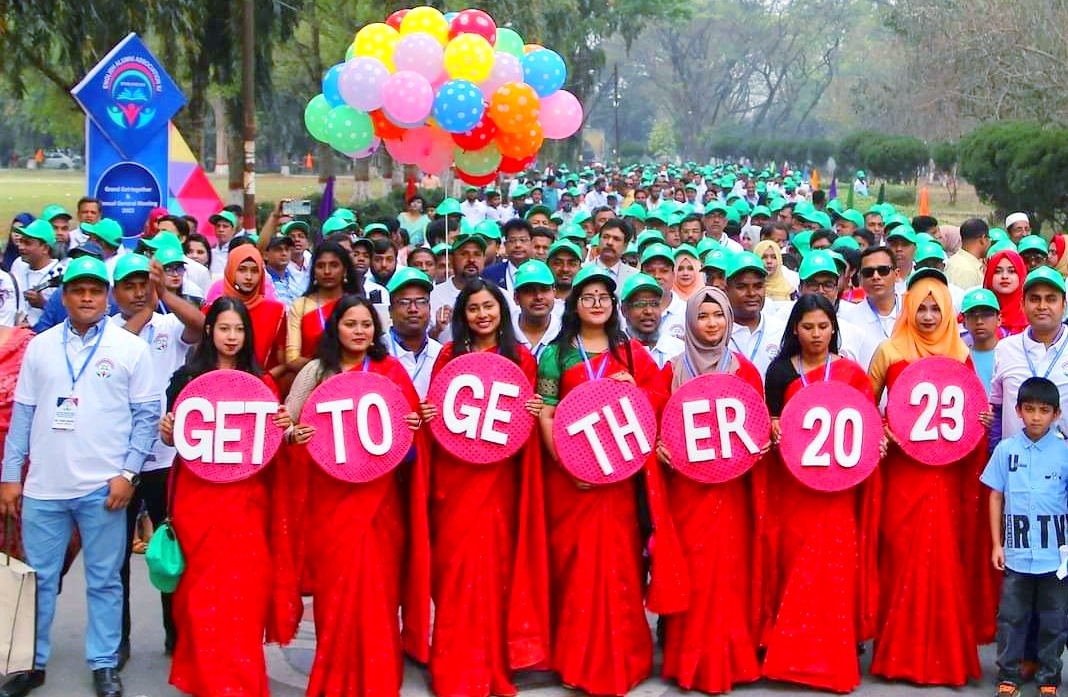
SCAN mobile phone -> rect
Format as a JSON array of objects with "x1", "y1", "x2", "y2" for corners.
[{"x1": 282, "y1": 199, "x2": 312, "y2": 216}]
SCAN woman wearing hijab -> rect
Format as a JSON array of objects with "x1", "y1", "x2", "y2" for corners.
[
  {"x1": 761, "y1": 294, "x2": 880, "y2": 692},
  {"x1": 658, "y1": 287, "x2": 766, "y2": 695},
  {"x1": 672, "y1": 245, "x2": 703, "y2": 301},
  {"x1": 984, "y1": 249, "x2": 1028, "y2": 335},
  {"x1": 938, "y1": 226, "x2": 962, "y2": 255},
  {"x1": 754, "y1": 240, "x2": 797, "y2": 302},
  {"x1": 221, "y1": 245, "x2": 287, "y2": 373},
  {"x1": 1050, "y1": 234, "x2": 1068, "y2": 277},
  {"x1": 868, "y1": 271, "x2": 988, "y2": 685}
]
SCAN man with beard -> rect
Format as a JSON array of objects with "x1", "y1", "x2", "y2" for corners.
[
  {"x1": 592, "y1": 218, "x2": 637, "y2": 291},
  {"x1": 679, "y1": 214, "x2": 703, "y2": 246},
  {"x1": 725, "y1": 251, "x2": 786, "y2": 377},
  {"x1": 386, "y1": 267, "x2": 441, "y2": 398},
  {"x1": 702, "y1": 202, "x2": 742, "y2": 253},
  {"x1": 370, "y1": 239, "x2": 398, "y2": 286},
  {"x1": 41, "y1": 205, "x2": 73, "y2": 259},
  {"x1": 511, "y1": 260, "x2": 561, "y2": 360},
  {"x1": 11, "y1": 219, "x2": 61, "y2": 327},
  {"x1": 430, "y1": 232, "x2": 487, "y2": 343},
  {"x1": 547, "y1": 239, "x2": 582, "y2": 314},
  {"x1": 620, "y1": 272, "x2": 684, "y2": 368}
]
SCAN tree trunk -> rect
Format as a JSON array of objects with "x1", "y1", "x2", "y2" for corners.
[
  {"x1": 212, "y1": 96, "x2": 229, "y2": 177},
  {"x1": 351, "y1": 157, "x2": 371, "y2": 203}
]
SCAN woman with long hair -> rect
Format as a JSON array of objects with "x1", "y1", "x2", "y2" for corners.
[
  {"x1": 285, "y1": 241, "x2": 362, "y2": 374},
  {"x1": 753, "y1": 240, "x2": 797, "y2": 302},
  {"x1": 868, "y1": 272, "x2": 987, "y2": 685},
  {"x1": 282, "y1": 295, "x2": 430, "y2": 697},
  {"x1": 984, "y1": 248, "x2": 1028, "y2": 335},
  {"x1": 420, "y1": 278, "x2": 549, "y2": 697},
  {"x1": 220, "y1": 246, "x2": 287, "y2": 375},
  {"x1": 159, "y1": 297, "x2": 294, "y2": 697},
  {"x1": 760, "y1": 294, "x2": 880, "y2": 692},
  {"x1": 536, "y1": 266, "x2": 687, "y2": 696},
  {"x1": 658, "y1": 287, "x2": 767, "y2": 694}
]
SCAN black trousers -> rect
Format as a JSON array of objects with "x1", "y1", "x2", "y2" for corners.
[
  {"x1": 996, "y1": 569, "x2": 1068, "y2": 687},
  {"x1": 120, "y1": 468, "x2": 176, "y2": 649}
]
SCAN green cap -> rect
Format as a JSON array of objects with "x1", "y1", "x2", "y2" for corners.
[
  {"x1": 988, "y1": 228, "x2": 1011, "y2": 246},
  {"x1": 19, "y1": 219, "x2": 56, "y2": 246},
  {"x1": 451, "y1": 233, "x2": 487, "y2": 252},
  {"x1": 436, "y1": 198, "x2": 462, "y2": 217},
  {"x1": 475, "y1": 219, "x2": 501, "y2": 241},
  {"x1": 281, "y1": 220, "x2": 310, "y2": 236},
  {"x1": 154, "y1": 245, "x2": 186, "y2": 267},
  {"x1": 884, "y1": 213, "x2": 910, "y2": 232},
  {"x1": 547, "y1": 239, "x2": 582, "y2": 261},
  {"x1": 571, "y1": 264, "x2": 615, "y2": 293},
  {"x1": 464, "y1": 185, "x2": 479, "y2": 192},
  {"x1": 726, "y1": 251, "x2": 766, "y2": 279},
  {"x1": 571, "y1": 210, "x2": 591, "y2": 226},
  {"x1": 81, "y1": 218, "x2": 123, "y2": 248},
  {"x1": 856, "y1": 170, "x2": 866, "y2": 179},
  {"x1": 1024, "y1": 266, "x2": 1067, "y2": 294},
  {"x1": 988, "y1": 240, "x2": 1016, "y2": 257},
  {"x1": 635, "y1": 229, "x2": 665, "y2": 249},
  {"x1": 42, "y1": 204, "x2": 71, "y2": 222},
  {"x1": 621, "y1": 203, "x2": 647, "y2": 221},
  {"x1": 792, "y1": 230, "x2": 813, "y2": 257},
  {"x1": 798, "y1": 250, "x2": 840, "y2": 281},
  {"x1": 702, "y1": 249, "x2": 733, "y2": 272},
  {"x1": 645, "y1": 207, "x2": 669, "y2": 224},
  {"x1": 915, "y1": 241, "x2": 946, "y2": 263},
  {"x1": 906, "y1": 267, "x2": 947, "y2": 289},
  {"x1": 703, "y1": 201, "x2": 729, "y2": 216},
  {"x1": 863, "y1": 205, "x2": 884, "y2": 218},
  {"x1": 751, "y1": 205, "x2": 771, "y2": 219},
  {"x1": 322, "y1": 217, "x2": 353, "y2": 235},
  {"x1": 511, "y1": 185, "x2": 529, "y2": 199},
  {"x1": 113, "y1": 253, "x2": 152, "y2": 282},
  {"x1": 386, "y1": 266, "x2": 434, "y2": 294},
  {"x1": 363, "y1": 223, "x2": 389, "y2": 236},
  {"x1": 961, "y1": 288, "x2": 1000, "y2": 314},
  {"x1": 674, "y1": 244, "x2": 700, "y2": 261},
  {"x1": 826, "y1": 199, "x2": 844, "y2": 215},
  {"x1": 620, "y1": 272, "x2": 663, "y2": 302},
  {"x1": 623, "y1": 241, "x2": 639, "y2": 257},
  {"x1": 810, "y1": 211, "x2": 832, "y2": 230},
  {"x1": 63, "y1": 255, "x2": 109, "y2": 285},
  {"x1": 793, "y1": 200, "x2": 816, "y2": 222},
  {"x1": 209, "y1": 210, "x2": 238, "y2": 228},
  {"x1": 640, "y1": 243, "x2": 674, "y2": 267},
  {"x1": 832, "y1": 235, "x2": 861, "y2": 252},
  {"x1": 695, "y1": 237, "x2": 721, "y2": 256},
  {"x1": 887, "y1": 225, "x2": 918, "y2": 245},
  {"x1": 513, "y1": 259, "x2": 555, "y2": 289},
  {"x1": 558, "y1": 223, "x2": 586, "y2": 242},
  {"x1": 524, "y1": 204, "x2": 553, "y2": 221},
  {"x1": 142, "y1": 231, "x2": 182, "y2": 251},
  {"x1": 332, "y1": 208, "x2": 357, "y2": 222},
  {"x1": 916, "y1": 232, "x2": 937, "y2": 246},
  {"x1": 431, "y1": 242, "x2": 449, "y2": 256},
  {"x1": 769, "y1": 197, "x2": 787, "y2": 213},
  {"x1": 1017, "y1": 235, "x2": 1049, "y2": 256}
]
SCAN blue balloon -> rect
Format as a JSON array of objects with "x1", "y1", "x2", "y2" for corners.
[
  {"x1": 322, "y1": 63, "x2": 345, "y2": 107},
  {"x1": 444, "y1": 11, "x2": 459, "y2": 23},
  {"x1": 521, "y1": 49, "x2": 567, "y2": 98},
  {"x1": 432, "y1": 79, "x2": 486, "y2": 134}
]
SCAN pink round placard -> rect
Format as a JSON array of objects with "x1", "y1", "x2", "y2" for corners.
[
  {"x1": 173, "y1": 370, "x2": 283, "y2": 483},
  {"x1": 426, "y1": 352, "x2": 535, "y2": 464},
  {"x1": 779, "y1": 382, "x2": 881, "y2": 492},
  {"x1": 661, "y1": 373, "x2": 770, "y2": 483},
  {"x1": 886, "y1": 356, "x2": 988, "y2": 466},
  {"x1": 300, "y1": 371, "x2": 414, "y2": 483},
  {"x1": 552, "y1": 378, "x2": 657, "y2": 484}
]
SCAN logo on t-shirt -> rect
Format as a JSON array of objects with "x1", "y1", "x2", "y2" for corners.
[
  {"x1": 766, "y1": 343, "x2": 780, "y2": 358},
  {"x1": 94, "y1": 358, "x2": 115, "y2": 379},
  {"x1": 1061, "y1": 360, "x2": 1068, "y2": 377},
  {"x1": 154, "y1": 333, "x2": 169, "y2": 352}
]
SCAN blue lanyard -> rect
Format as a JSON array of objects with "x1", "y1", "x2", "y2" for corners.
[
  {"x1": 1026, "y1": 326, "x2": 1068, "y2": 379},
  {"x1": 867, "y1": 297, "x2": 898, "y2": 338},
  {"x1": 577, "y1": 336, "x2": 609, "y2": 381},
  {"x1": 798, "y1": 354, "x2": 832, "y2": 386},
  {"x1": 63, "y1": 320, "x2": 106, "y2": 392},
  {"x1": 361, "y1": 356, "x2": 370, "y2": 372},
  {"x1": 390, "y1": 329, "x2": 431, "y2": 384},
  {"x1": 682, "y1": 350, "x2": 731, "y2": 378},
  {"x1": 316, "y1": 298, "x2": 328, "y2": 331},
  {"x1": 730, "y1": 321, "x2": 765, "y2": 363}
]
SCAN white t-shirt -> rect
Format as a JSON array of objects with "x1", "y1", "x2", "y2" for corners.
[
  {"x1": 643, "y1": 334, "x2": 685, "y2": 369},
  {"x1": 0, "y1": 269, "x2": 18, "y2": 326},
  {"x1": 461, "y1": 200, "x2": 487, "y2": 225},
  {"x1": 110, "y1": 312, "x2": 194, "y2": 472},
  {"x1": 991, "y1": 327, "x2": 1068, "y2": 439},
  {"x1": 15, "y1": 319, "x2": 155, "y2": 499},
  {"x1": 10, "y1": 258, "x2": 61, "y2": 326},
  {"x1": 513, "y1": 313, "x2": 562, "y2": 361},
  {"x1": 839, "y1": 296, "x2": 901, "y2": 348},
  {"x1": 385, "y1": 331, "x2": 442, "y2": 399},
  {"x1": 660, "y1": 293, "x2": 686, "y2": 340},
  {"x1": 429, "y1": 279, "x2": 465, "y2": 344},
  {"x1": 729, "y1": 310, "x2": 787, "y2": 377}
]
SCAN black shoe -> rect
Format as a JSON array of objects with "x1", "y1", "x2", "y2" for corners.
[
  {"x1": 92, "y1": 668, "x2": 123, "y2": 697},
  {"x1": 0, "y1": 670, "x2": 45, "y2": 697},
  {"x1": 116, "y1": 639, "x2": 130, "y2": 671}
]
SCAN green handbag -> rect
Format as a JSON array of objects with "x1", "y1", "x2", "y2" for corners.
[{"x1": 144, "y1": 466, "x2": 184, "y2": 593}]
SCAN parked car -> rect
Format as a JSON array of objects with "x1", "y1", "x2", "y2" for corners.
[{"x1": 42, "y1": 151, "x2": 82, "y2": 170}]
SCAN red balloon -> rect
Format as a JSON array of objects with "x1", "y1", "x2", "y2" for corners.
[
  {"x1": 452, "y1": 112, "x2": 498, "y2": 151},
  {"x1": 498, "y1": 154, "x2": 535, "y2": 174},
  {"x1": 455, "y1": 168, "x2": 498, "y2": 186},
  {"x1": 449, "y1": 8, "x2": 497, "y2": 45},
  {"x1": 385, "y1": 9, "x2": 409, "y2": 30},
  {"x1": 370, "y1": 109, "x2": 406, "y2": 140}
]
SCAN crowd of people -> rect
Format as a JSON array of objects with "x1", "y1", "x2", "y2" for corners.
[{"x1": 0, "y1": 161, "x2": 1066, "y2": 697}]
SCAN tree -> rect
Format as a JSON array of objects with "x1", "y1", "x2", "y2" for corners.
[
  {"x1": 647, "y1": 116, "x2": 678, "y2": 162},
  {"x1": 931, "y1": 141, "x2": 958, "y2": 173}
]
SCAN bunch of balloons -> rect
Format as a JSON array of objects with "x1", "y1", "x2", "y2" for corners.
[{"x1": 303, "y1": 6, "x2": 584, "y2": 184}]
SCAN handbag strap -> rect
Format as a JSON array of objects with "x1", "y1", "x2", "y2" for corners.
[
  {"x1": 163, "y1": 457, "x2": 179, "y2": 523},
  {"x1": 3, "y1": 514, "x2": 16, "y2": 566}
]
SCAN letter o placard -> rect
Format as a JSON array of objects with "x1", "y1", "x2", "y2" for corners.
[
  {"x1": 552, "y1": 378, "x2": 657, "y2": 484},
  {"x1": 300, "y1": 371, "x2": 414, "y2": 483},
  {"x1": 172, "y1": 370, "x2": 283, "y2": 483},
  {"x1": 886, "y1": 356, "x2": 987, "y2": 466},
  {"x1": 779, "y1": 382, "x2": 881, "y2": 492},
  {"x1": 426, "y1": 352, "x2": 535, "y2": 464},
  {"x1": 661, "y1": 373, "x2": 770, "y2": 483}
]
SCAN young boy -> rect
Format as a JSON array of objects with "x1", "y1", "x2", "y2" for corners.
[
  {"x1": 982, "y1": 376, "x2": 1068, "y2": 697},
  {"x1": 962, "y1": 288, "x2": 1003, "y2": 396}
]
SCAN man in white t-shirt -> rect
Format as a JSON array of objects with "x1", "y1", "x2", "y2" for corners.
[
  {"x1": 385, "y1": 268, "x2": 441, "y2": 398},
  {"x1": 511, "y1": 260, "x2": 562, "y2": 360},
  {"x1": 621, "y1": 272, "x2": 684, "y2": 368},
  {"x1": 638, "y1": 243, "x2": 686, "y2": 340},
  {"x1": 430, "y1": 233, "x2": 487, "y2": 344},
  {"x1": 0, "y1": 256, "x2": 157, "y2": 697},
  {"x1": 460, "y1": 187, "x2": 487, "y2": 225},
  {"x1": 725, "y1": 251, "x2": 786, "y2": 377},
  {"x1": 10, "y1": 219, "x2": 62, "y2": 327}
]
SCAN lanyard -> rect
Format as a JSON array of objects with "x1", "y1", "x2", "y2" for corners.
[
  {"x1": 1026, "y1": 326, "x2": 1068, "y2": 379},
  {"x1": 506, "y1": 264, "x2": 517, "y2": 290},
  {"x1": 730, "y1": 321, "x2": 765, "y2": 363},
  {"x1": 63, "y1": 320, "x2": 106, "y2": 392},
  {"x1": 390, "y1": 329, "x2": 431, "y2": 385},
  {"x1": 577, "y1": 336, "x2": 610, "y2": 381},
  {"x1": 867, "y1": 296, "x2": 898, "y2": 338},
  {"x1": 316, "y1": 295, "x2": 329, "y2": 330},
  {"x1": 683, "y1": 350, "x2": 731, "y2": 378},
  {"x1": 798, "y1": 354, "x2": 832, "y2": 387},
  {"x1": 361, "y1": 356, "x2": 370, "y2": 372}
]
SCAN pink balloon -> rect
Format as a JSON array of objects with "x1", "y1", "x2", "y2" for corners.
[
  {"x1": 540, "y1": 90, "x2": 583, "y2": 139},
  {"x1": 339, "y1": 57, "x2": 390, "y2": 112},
  {"x1": 344, "y1": 136, "x2": 382, "y2": 159},
  {"x1": 381, "y1": 70, "x2": 434, "y2": 125},
  {"x1": 449, "y1": 9, "x2": 497, "y2": 45},
  {"x1": 393, "y1": 32, "x2": 445, "y2": 81},
  {"x1": 384, "y1": 126, "x2": 449, "y2": 166},
  {"x1": 418, "y1": 135, "x2": 454, "y2": 174},
  {"x1": 478, "y1": 52, "x2": 523, "y2": 101}
]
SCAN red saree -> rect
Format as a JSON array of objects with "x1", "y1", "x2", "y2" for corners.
[
  {"x1": 0, "y1": 328, "x2": 34, "y2": 559},
  {"x1": 250, "y1": 301, "x2": 286, "y2": 370},
  {"x1": 660, "y1": 354, "x2": 766, "y2": 695},
  {"x1": 300, "y1": 298, "x2": 338, "y2": 358},
  {"x1": 428, "y1": 343, "x2": 550, "y2": 697},
  {"x1": 543, "y1": 338, "x2": 688, "y2": 696},
  {"x1": 760, "y1": 358, "x2": 880, "y2": 693},
  {"x1": 870, "y1": 358, "x2": 982, "y2": 685}
]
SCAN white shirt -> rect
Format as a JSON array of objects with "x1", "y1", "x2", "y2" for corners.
[
  {"x1": 0, "y1": 269, "x2": 18, "y2": 326},
  {"x1": 10, "y1": 258, "x2": 61, "y2": 326},
  {"x1": 15, "y1": 319, "x2": 155, "y2": 499},
  {"x1": 583, "y1": 189, "x2": 609, "y2": 211},
  {"x1": 386, "y1": 330, "x2": 442, "y2": 399},
  {"x1": 210, "y1": 244, "x2": 229, "y2": 279},
  {"x1": 460, "y1": 200, "x2": 487, "y2": 224},
  {"x1": 660, "y1": 293, "x2": 686, "y2": 340},
  {"x1": 484, "y1": 205, "x2": 515, "y2": 225},
  {"x1": 840, "y1": 295, "x2": 901, "y2": 347},
  {"x1": 729, "y1": 310, "x2": 786, "y2": 377},
  {"x1": 183, "y1": 254, "x2": 212, "y2": 297},
  {"x1": 287, "y1": 250, "x2": 313, "y2": 295},
  {"x1": 771, "y1": 299, "x2": 876, "y2": 369},
  {"x1": 709, "y1": 233, "x2": 743, "y2": 254},
  {"x1": 513, "y1": 313, "x2": 562, "y2": 360},
  {"x1": 991, "y1": 327, "x2": 1068, "y2": 440},
  {"x1": 638, "y1": 334, "x2": 685, "y2": 369},
  {"x1": 429, "y1": 279, "x2": 465, "y2": 344},
  {"x1": 110, "y1": 312, "x2": 194, "y2": 472}
]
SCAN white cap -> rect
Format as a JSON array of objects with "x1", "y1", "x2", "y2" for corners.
[{"x1": 1005, "y1": 212, "x2": 1030, "y2": 229}]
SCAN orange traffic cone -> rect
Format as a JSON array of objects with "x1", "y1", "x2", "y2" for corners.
[
  {"x1": 811, "y1": 169, "x2": 820, "y2": 191},
  {"x1": 918, "y1": 186, "x2": 930, "y2": 215},
  {"x1": 305, "y1": 152, "x2": 314, "y2": 170}
]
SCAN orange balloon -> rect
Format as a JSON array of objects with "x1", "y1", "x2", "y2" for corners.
[
  {"x1": 370, "y1": 109, "x2": 406, "y2": 140},
  {"x1": 488, "y1": 82, "x2": 541, "y2": 134},
  {"x1": 496, "y1": 123, "x2": 544, "y2": 159},
  {"x1": 523, "y1": 43, "x2": 543, "y2": 54}
]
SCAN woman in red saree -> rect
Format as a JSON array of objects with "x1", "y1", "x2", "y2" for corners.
[
  {"x1": 220, "y1": 245, "x2": 286, "y2": 376},
  {"x1": 283, "y1": 295, "x2": 431, "y2": 697},
  {"x1": 536, "y1": 266, "x2": 688, "y2": 697},
  {"x1": 657, "y1": 286, "x2": 766, "y2": 694},
  {"x1": 0, "y1": 324, "x2": 34, "y2": 558},
  {"x1": 284, "y1": 241, "x2": 362, "y2": 372},
  {"x1": 159, "y1": 297, "x2": 295, "y2": 697},
  {"x1": 868, "y1": 272, "x2": 986, "y2": 685},
  {"x1": 984, "y1": 249, "x2": 1028, "y2": 336},
  {"x1": 422, "y1": 278, "x2": 549, "y2": 697},
  {"x1": 761, "y1": 294, "x2": 881, "y2": 693}
]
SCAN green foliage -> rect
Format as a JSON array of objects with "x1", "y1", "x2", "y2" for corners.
[
  {"x1": 838, "y1": 132, "x2": 928, "y2": 182},
  {"x1": 647, "y1": 117, "x2": 678, "y2": 162},
  {"x1": 931, "y1": 141, "x2": 958, "y2": 172}
]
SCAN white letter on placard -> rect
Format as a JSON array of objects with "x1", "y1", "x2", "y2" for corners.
[
  {"x1": 317, "y1": 398, "x2": 354, "y2": 464},
  {"x1": 244, "y1": 401, "x2": 279, "y2": 465},
  {"x1": 443, "y1": 374, "x2": 483, "y2": 439},
  {"x1": 357, "y1": 393, "x2": 392, "y2": 456},
  {"x1": 682, "y1": 399, "x2": 715, "y2": 462},
  {"x1": 717, "y1": 397, "x2": 758, "y2": 458},
  {"x1": 173, "y1": 397, "x2": 214, "y2": 462},
  {"x1": 566, "y1": 411, "x2": 614, "y2": 475},
  {"x1": 213, "y1": 402, "x2": 244, "y2": 464},
  {"x1": 602, "y1": 397, "x2": 652, "y2": 462},
  {"x1": 481, "y1": 382, "x2": 520, "y2": 445}
]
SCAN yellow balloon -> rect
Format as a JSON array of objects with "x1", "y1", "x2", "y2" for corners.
[
  {"x1": 353, "y1": 23, "x2": 400, "y2": 70},
  {"x1": 400, "y1": 6, "x2": 450, "y2": 45},
  {"x1": 443, "y1": 34, "x2": 495, "y2": 82}
]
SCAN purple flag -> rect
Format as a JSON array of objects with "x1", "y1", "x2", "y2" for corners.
[
  {"x1": 828, "y1": 176, "x2": 837, "y2": 201},
  {"x1": 318, "y1": 176, "x2": 336, "y2": 221}
]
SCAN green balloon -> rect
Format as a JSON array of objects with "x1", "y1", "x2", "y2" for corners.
[
  {"x1": 454, "y1": 143, "x2": 502, "y2": 176},
  {"x1": 304, "y1": 94, "x2": 333, "y2": 142},
  {"x1": 325, "y1": 106, "x2": 374, "y2": 153},
  {"x1": 344, "y1": 42, "x2": 356, "y2": 61},
  {"x1": 494, "y1": 28, "x2": 524, "y2": 59}
]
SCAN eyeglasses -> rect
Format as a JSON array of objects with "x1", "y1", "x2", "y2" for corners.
[
  {"x1": 803, "y1": 280, "x2": 838, "y2": 292},
  {"x1": 393, "y1": 297, "x2": 429, "y2": 309},
  {"x1": 860, "y1": 265, "x2": 894, "y2": 279},
  {"x1": 625, "y1": 300, "x2": 660, "y2": 310},
  {"x1": 163, "y1": 264, "x2": 185, "y2": 275},
  {"x1": 578, "y1": 294, "x2": 613, "y2": 308}
]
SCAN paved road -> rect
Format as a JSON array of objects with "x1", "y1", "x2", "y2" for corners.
[{"x1": 3, "y1": 557, "x2": 1005, "y2": 697}]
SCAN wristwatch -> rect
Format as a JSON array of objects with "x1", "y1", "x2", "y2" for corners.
[{"x1": 120, "y1": 469, "x2": 141, "y2": 486}]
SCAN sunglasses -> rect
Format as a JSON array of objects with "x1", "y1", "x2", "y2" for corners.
[{"x1": 860, "y1": 265, "x2": 894, "y2": 279}]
